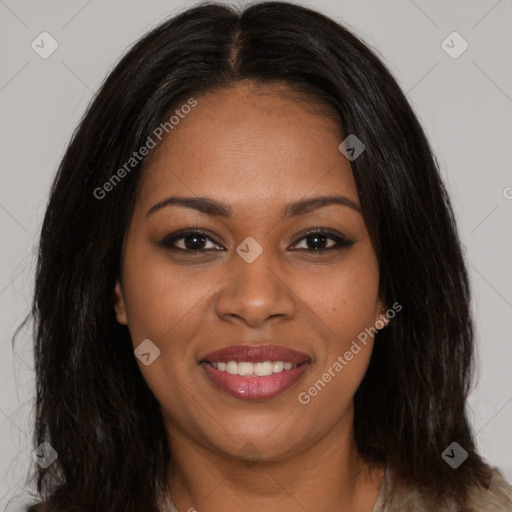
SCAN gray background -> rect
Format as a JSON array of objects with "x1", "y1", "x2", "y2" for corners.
[{"x1": 1, "y1": 0, "x2": 511, "y2": 509}]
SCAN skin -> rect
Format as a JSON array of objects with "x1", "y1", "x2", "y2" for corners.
[{"x1": 114, "y1": 80, "x2": 388, "y2": 512}]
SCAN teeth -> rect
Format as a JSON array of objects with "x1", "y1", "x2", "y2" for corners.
[
  {"x1": 238, "y1": 362, "x2": 254, "y2": 376},
  {"x1": 254, "y1": 361, "x2": 273, "y2": 376},
  {"x1": 210, "y1": 360, "x2": 300, "y2": 377},
  {"x1": 273, "y1": 361, "x2": 284, "y2": 373}
]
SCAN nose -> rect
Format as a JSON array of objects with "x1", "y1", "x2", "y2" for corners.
[{"x1": 215, "y1": 245, "x2": 297, "y2": 328}]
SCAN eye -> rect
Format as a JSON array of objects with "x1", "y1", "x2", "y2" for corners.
[
  {"x1": 159, "y1": 227, "x2": 355, "y2": 255},
  {"x1": 158, "y1": 229, "x2": 223, "y2": 252},
  {"x1": 289, "y1": 229, "x2": 355, "y2": 253}
]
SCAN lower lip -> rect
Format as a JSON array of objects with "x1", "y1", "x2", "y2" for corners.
[{"x1": 200, "y1": 361, "x2": 310, "y2": 400}]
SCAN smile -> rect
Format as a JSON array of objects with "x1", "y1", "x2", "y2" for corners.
[
  {"x1": 208, "y1": 360, "x2": 299, "y2": 376},
  {"x1": 198, "y1": 343, "x2": 311, "y2": 400}
]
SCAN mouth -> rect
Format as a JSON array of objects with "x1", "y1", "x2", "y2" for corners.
[{"x1": 199, "y1": 344, "x2": 311, "y2": 400}]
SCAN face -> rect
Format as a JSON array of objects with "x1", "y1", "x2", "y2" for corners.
[{"x1": 114, "y1": 81, "x2": 386, "y2": 462}]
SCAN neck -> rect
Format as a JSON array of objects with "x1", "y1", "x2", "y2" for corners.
[{"x1": 163, "y1": 404, "x2": 384, "y2": 512}]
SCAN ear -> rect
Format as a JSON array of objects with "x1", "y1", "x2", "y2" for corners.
[{"x1": 113, "y1": 279, "x2": 128, "y2": 325}]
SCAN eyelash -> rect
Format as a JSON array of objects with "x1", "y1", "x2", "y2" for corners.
[{"x1": 158, "y1": 227, "x2": 355, "y2": 254}]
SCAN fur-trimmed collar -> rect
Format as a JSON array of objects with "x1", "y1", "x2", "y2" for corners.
[{"x1": 372, "y1": 466, "x2": 512, "y2": 511}]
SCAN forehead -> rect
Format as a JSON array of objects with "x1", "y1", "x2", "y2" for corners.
[{"x1": 136, "y1": 82, "x2": 358, "y2": 216}]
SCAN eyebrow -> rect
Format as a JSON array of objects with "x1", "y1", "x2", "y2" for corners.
[{"x1": 146, "y1": 194, "x2": 361, "y2": 219}]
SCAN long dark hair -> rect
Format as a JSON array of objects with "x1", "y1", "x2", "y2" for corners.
[{"x1": 23, "y1": 1, "x2": 494, "y2": 510}]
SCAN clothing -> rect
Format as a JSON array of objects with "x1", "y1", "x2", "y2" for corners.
[
  {"x1": 372, "y1": 465, "x2": 512, "y2": 512},
  {"x1": 162, "y1": 466, "x2": 512, "y2": 511}
]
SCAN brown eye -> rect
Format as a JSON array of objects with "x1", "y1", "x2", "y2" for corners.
[
  {"x1": 158, "y1": 228, "x2": 355, "y2": 255},
  {"x1": 290, "y1": 229, "x2": 355, "y2": 253},
  {"x1": 158, "y1": 229, "x2": 224, "y2": 252}
]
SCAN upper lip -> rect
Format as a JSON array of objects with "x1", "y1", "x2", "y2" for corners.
[{"x1": 200, "y1": 344, "x2": 311, "y2": 364}]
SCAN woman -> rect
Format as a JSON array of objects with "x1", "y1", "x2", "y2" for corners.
[{"x1": 25, "y1": 1, "x2": 512, "y2": 511}]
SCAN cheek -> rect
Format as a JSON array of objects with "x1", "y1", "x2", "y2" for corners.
[
  {"x1": 121, "y1": 244, "x2": 210, "y2": 345},
  {"x1": 121, "y1": 246, "x2": 209, "y2": 424},
  {"x1": 296, "y1": 251, "x2": 380, "y2": 397},
  {"x1": 299, "y1": 252, "x2": 380, "y2": 340}
]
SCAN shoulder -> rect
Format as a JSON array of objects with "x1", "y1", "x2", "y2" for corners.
[
  {"x1": 465, "y1": 467, "x2": 512, "y2": 511},
  {"x1": 376, "y1": 466, "x2": 512, "y2": 512}
]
